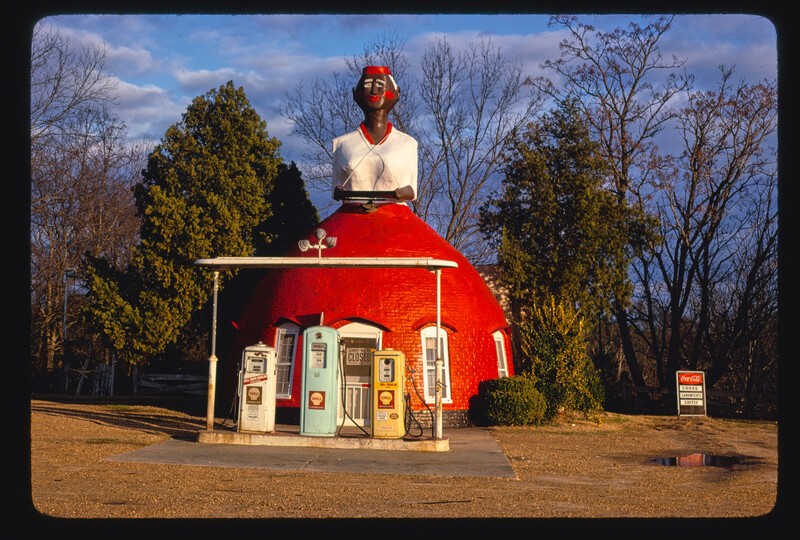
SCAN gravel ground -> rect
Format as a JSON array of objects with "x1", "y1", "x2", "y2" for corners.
[{"x1": 22, "y1": 396, "x2": 784, "y2": 527}]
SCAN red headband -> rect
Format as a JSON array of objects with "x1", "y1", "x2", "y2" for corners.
[{"x1": 362, "y1": 66, "x2": 392, "y2": 75}]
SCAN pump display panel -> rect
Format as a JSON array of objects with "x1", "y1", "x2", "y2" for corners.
[{"x1": 309, "y1": 342, "x2": 327, "y2": 369}]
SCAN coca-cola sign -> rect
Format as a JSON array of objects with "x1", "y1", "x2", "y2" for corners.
[
  {"x1": 676, "y1": 371, "x2": 707, "y2": 417},
  {"x1": 678, "y1": 372, "x2": 703, "y2": 385}
]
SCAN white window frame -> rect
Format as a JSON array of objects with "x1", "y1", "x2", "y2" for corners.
[
  {"x1": 493, "y1": 330, "x2": 509, "y2": 378},
  {"x1": 273, "y1": 323, "x2": 299, "y2": 399},
  {"x1": 420, "y1": 326, "x2": 452, "y2": 404},
  {"x1": 338, "y1": 322, "x2": 383, "y2": 352}
]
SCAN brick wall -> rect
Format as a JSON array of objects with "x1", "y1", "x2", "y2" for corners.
[{"x1": 224, "y1": 203, "x2": 514, "y2": 417}]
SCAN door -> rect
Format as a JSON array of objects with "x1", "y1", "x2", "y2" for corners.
[{"x1": 337, "y1": 322, "x2": 382, "y2": 427}]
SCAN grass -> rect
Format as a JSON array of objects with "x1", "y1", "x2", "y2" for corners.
[
  {"x1": 105, "y1": 405, "x2": 140, "y2": 412},
  {"x1": 86, "y1": 437, "x2": 147, "y2": 446}
]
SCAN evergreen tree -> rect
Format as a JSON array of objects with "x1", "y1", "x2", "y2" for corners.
[
  {"x1": 212, "y1": 161, "x2": 320, "y2": 363},
  {"x1": 480, "y1": 99, "x2": 654, "y2": 332},
  {"x1": 255, "y1": 161, "x2": 319, "y2": 256},
  {"x1": 84, "y1": 81, "x2": 282, "y2": 366}
]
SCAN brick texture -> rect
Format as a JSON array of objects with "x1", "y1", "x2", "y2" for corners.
[{"x1": 224, "y1": 203, "x2": 514, "y2": 426}]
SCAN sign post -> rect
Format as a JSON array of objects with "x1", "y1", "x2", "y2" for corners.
[{"x1": 676, "y1": 371, "x2": 707, "y2": 417}]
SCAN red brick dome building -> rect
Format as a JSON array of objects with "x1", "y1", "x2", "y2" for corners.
[{"x1": 226, "y1": 202, "x2": 513, "y2": 428}]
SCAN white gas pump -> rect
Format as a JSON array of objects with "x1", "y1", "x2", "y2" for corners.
[
  {"x1": 371, "y1": 349, "x2": 406, "y2": 439},
  {"x1": 237, "y1": 342, "x2": 278, "y2": 433}
]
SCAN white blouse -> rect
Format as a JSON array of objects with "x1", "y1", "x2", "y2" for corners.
[{"x1": 332, "y1": 124, "x2": 418, "y2": 200}]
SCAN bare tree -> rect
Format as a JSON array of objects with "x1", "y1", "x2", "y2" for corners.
[
  {"x1": 30, "y1": 23, "x2": 142, "y2": 372},
  {"x1": 707, "y1": 174, "x2": 777, "y2": 416},
  {"x1": 540, "y1": 15, "x2": 693, "y2": 387},
  {"x1": 417, "y1": 37, "x2": 544, "y2": 262},
  {"x1": 632, "y1": 68, "x2": 778, "y2": 394},
  {"x1": 30, "y1": 23, "x2": 117, "y2": 144}
]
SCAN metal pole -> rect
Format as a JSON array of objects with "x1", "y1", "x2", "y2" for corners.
[
  {"x1": 62, "y1": 269, "x2": 76, "y2": 391},
  {"x1": 206, "y1": 271, "x2": 219, "y2": 431},
  {"x1": 435, "y1": 268, "x2": 443, "y2": 439},
  {"x1": 62, "y1": 272, "x2": 69, "y2": 391},
  {"x1": 62, "y1": 272, "x2": 69, "y2": 343},
  {"x1": 110, "y1": 353, "x2": 115, "y2": 397}
]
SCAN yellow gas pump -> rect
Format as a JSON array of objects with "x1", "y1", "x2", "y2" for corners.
[{"x1": 371, "y1": 349, "x2": 406, "y2": 439}]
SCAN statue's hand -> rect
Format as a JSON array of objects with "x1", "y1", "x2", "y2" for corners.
[{"x1": 394, "y1": 185, "x2": 415, "y2": 201}]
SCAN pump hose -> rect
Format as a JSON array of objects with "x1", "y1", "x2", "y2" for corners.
[
  {"x1": 404, "y1": 392, "x2": 424, "y2": 437},
  {"x1": 218, "y1": 393, "x2": 238, "y2": 430},
  {"x1": 217, "y1": 362, "x2": 239, "y2": 430},
  {"x1": 406, "y1": 365, "x2": 435, "y2": 439}
]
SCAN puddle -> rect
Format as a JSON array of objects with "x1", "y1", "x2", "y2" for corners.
[{"x1": 652, "y1": 453, "x2": 745, "y2": 468}]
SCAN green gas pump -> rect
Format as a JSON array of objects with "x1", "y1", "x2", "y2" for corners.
[{"x1": 300, "y1": 326, "x2": 340, "y2": 436}]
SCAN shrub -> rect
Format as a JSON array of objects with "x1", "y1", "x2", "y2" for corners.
[
  {"x1": 517, "y1": 297, "x2": 605, "y2": 421},
  {"x1": 472, "y1": 373, "x2": 547, "y2": 426}
]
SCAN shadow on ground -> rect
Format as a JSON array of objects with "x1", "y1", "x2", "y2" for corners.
[{"x1": 31, "y1": 395, "x2": 209, "y2": 440}]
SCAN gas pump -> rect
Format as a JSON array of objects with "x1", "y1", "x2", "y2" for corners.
[
  {"x1": 237, "y1": 342, "x2": 278, "y2": 433},
  {"x1": 371, "y1": 349, "x2": 406, "y2": 439},
  {"x1": 300, "y1": 326, "x2": 340, "y2": 437}
]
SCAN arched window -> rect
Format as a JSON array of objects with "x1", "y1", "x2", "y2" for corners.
[
  {"x1": 420, "y1": 326, "x2": 452, "y2": 404},
  {"x1": 493, "y1": 330, "x2": 509, "y2": 378},
  {"x1": 273, "y1": 323, "x2": 299, "y2": 398}
]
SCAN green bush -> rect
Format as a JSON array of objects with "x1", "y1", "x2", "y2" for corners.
[
  {"x1": 517, "y1": 297, "x2": 605, "y2": 421},
  {"x1": 472, "y1": 373, "x2": 547, "y2": 426}
]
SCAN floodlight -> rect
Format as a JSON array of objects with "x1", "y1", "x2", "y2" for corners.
[{"x1": 298, "y1": 239, "x2": 311, "y2": 252}]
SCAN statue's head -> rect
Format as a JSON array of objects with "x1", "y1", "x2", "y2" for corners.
[{"x1": 353, "y1": 65, "x2": 399, "y2": 114}]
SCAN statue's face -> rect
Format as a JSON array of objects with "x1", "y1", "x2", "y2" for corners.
[{"x1": 353, "y1": 73, "x2": 399, "y2": 113}]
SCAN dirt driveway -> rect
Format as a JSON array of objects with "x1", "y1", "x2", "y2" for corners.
[{"x1": 22, "y1": 396, "x2": 783, "y2": 525}]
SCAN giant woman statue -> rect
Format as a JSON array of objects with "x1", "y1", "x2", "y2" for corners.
[{"x1": 332, "y1": 66, "x2": 417, "y2": 203}]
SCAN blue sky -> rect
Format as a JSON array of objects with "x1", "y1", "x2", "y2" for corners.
[{"x1": 34, "y1": 13, "x2": 778, "y2": 208}]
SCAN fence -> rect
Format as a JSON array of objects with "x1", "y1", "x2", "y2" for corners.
[
  {"x1": 621, "y1": 385, "x2": 777, "y2": 418},
  {"x1": 133, "y1": 371, "x2": 207, "y2": 396}
]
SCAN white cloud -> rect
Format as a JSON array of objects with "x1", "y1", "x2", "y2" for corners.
[
  {"x1": 106, "y1": 44, "x2": 163, "y2": 78},
  {"x1": 174, "y1": 67, "x2": 239, "y2": 90},
  {"x1": 112, "y1": 79, "x2": 183, "y2": 141},
  {"x1": 663, "y1": 14, "x2": 777, "y2": 88}
]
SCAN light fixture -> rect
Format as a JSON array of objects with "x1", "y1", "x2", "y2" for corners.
[{"x1": 297, "y1": 228, "x2": 338, "y2": 258}]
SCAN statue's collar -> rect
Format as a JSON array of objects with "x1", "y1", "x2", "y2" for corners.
[{"x1": 359, "y1": 122, "x2": 393, "y2": 145}]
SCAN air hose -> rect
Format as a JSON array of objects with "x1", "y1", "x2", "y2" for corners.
[{"x1": 405, "y1": 364, "x2": 435, "y2": 439}]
